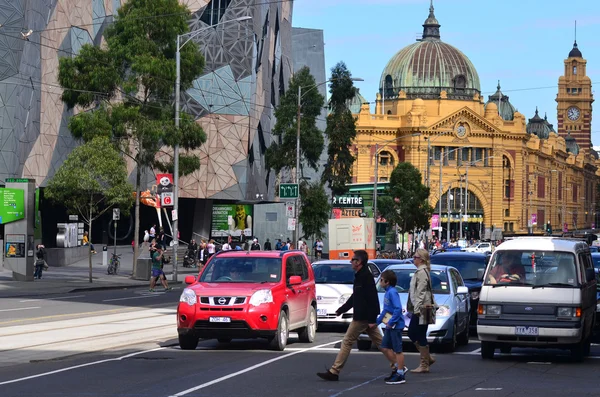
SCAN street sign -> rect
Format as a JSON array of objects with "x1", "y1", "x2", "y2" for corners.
[
  {"x1": 285, "y1": 201, "x2": 295, "y2": 217},
  {"x1": 172, "y1": 209, "x2": 178, "y2": 221},
  {"x1": 279, "y1": 183, "x2": 299, "y2": 199},
  {"x1": 68, "y1": 214, "x2": 78, "y2": 221},
  {"x1": 112, "y1": 208, "x2": 120, "y2": 221},
  {"x1": 161, "y1": 192, "x2": 173, "y2": 206},
  {"x1": 287, "y1": 218, "x2": 296, "y2": 231}
]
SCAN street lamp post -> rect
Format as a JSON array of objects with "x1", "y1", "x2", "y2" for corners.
[
  {"x1": 174, "y1": 16, "x2": 251, "y2": 281},
  {"x1": 294, "y1": 77, "x2": 363, "y2": 247},
  {"x1": 438, "y1": 146, "x2": 472, "y2": 241}
]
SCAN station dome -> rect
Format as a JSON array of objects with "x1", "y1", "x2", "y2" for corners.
[{"x1": 380, "y1": 2, "x2": 481, "y2": 101}]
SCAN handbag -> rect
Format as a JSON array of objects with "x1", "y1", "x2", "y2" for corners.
[{"x1": 419, "y1": 269, "x2": 437, "y2": 325}]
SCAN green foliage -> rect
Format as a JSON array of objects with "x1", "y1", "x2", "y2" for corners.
[
  {"x1": 299, "y1": 182, "x2": 330, "y2": 240},
  {"x1": 45, "y1": 137, "x2": 134, "y2": 222},
  {"x1": 322, "y1": 61, "x2": 358, "y2": 197},
  {"x1": 266, "y1": 66, "x2": 325, "y2": 175},
  {"x1": 379, "y1": 162, "x2": 433, "y2": 234}
]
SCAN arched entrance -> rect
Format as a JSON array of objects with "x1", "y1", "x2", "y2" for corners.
[{"x1": 434, "y1": 188, "x2": 485, "y2": 240}]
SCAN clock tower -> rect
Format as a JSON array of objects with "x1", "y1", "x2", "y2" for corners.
[{"x1": 556, "y1": 40, "x2": 594, "y2": 152}]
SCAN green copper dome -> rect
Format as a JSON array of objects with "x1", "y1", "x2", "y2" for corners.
[{"x1": 380, "y1": 2, "x2": 481, "y2": 100}]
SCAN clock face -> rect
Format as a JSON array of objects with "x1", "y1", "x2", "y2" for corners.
[
  {"x1": 567, "y1": 106, "x2": 581, "y2": 121},
  {"x1": 456, "y1": 124, "x2": 467, "y2": 137}
]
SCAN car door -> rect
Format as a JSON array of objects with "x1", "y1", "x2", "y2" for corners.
[
  {"x1": 450, "y1": 269, "x2": 469, "y2": 330},
  {"x1": 294, "y1": 255, "x2": 312, "y2": 325},
  {"x1": 285, "y1": 255, "x2": 303, "y2": 326},
  {"x1": 578, "y1": 252, "x2": 596, "y2": 338}
]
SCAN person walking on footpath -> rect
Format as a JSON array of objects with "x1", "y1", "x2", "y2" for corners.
[
  {"x1": 317, "y1": 249, "x2": 395, "y2": 381},
  {"x1": 377, "y1": 270, "x2": 407, "y2": 385},
  {"x1": 263, "y1": 238, "x2": 272, "y2": 251},
  {"x1": 33, "y1": 244, "x2": 48, "y2": 279},
  {"x1": 149, "y1": 243, "x2": 172, "y2": 292},
  {"x1": 406, "y1": 248, "x2": 436, "y2": 373},
  {"x1": 149, "y1": 224, "x2": 156, "y2": 240}
]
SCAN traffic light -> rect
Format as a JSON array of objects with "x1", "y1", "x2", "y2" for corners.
[{"x1": 546, "y1": 221, "x2": 552, "y2": 234}]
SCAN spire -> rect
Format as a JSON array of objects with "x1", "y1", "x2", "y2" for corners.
[
  {"x1": 422, "y1": 0, "x2": 440, "y2": 41},
  {"x1": 569, "y1": 21, "x2": 583, "y2": 58},
  {"x1": 497, "y1": 80, "x2": 501, "y2": 91}
]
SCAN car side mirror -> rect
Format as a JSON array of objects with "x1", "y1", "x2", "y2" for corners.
[
  {"x1": 288, "y1": 275, "x2": 302, "y2": 286},
  {"x1": 477, "y1": 268, "x2": 485, "y2": 280},
  {"x1": 456, "y1": 286, "x2": 469, "y2": 295},
  {"x1": 585, "y1": 268, "x2": 596, "y2": 283},
  {"x1": 184, "y1": 275, "x2": 196, "y2": 285}
]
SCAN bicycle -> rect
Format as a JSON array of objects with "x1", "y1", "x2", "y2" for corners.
[{"x1": 107, "y1": 253, "x2": 121, "y2": 275}]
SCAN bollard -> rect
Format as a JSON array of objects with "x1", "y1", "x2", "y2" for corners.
[{"x1": 102, "y1": 246, "x2": 108, "y2": 266}]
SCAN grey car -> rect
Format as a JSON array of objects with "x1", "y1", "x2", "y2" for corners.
[{"x1": 358, "y1": 264, "x2": 471, "y2": 352}]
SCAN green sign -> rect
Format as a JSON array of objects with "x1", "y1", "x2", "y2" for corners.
[
  {"x1": 211, "y1": 204, "x2": 253, "y2": 238},
  {"x1": 0, "y1": 188, "x2": 25, "y2": 224},
  {"x1": 279, "y1": 183, "x2": 299, "y2": 199},
  {"x1": 5, "y1": 178, "x2": 31, "y2": 183}
]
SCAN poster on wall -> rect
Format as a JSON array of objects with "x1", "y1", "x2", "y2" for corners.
[
  {"x1": 5, "y1": 234, "x2": 25, "y2": 258},
  {"x1": 0, "y1": 188, "x2": 25, "y2": 225},
  {"x1": 211, "y1": 204, "x2": 253, "y2": 237}
]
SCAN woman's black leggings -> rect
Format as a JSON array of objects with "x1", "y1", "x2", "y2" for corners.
[{"x1": 407, "y1": 315, "x2": 429, "y2": 346}]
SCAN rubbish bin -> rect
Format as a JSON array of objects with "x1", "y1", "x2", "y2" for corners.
[{"x1": 134, "y1": 254, "x2": 152, "y2": 280}]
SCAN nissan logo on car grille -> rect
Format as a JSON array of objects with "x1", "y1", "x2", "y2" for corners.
[{"x1": 217, "y1": 297, "x2": 227, "y2": 305}]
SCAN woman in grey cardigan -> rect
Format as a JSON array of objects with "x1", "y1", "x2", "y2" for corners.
[{"x1": 406, "y1": 248, "x2": 436, "y2": 373}]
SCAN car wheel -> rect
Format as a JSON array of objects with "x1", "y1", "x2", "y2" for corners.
[
  {"x1": 457, "y1": 315, "x2": 470, "y2": 346},
  {"x1": 269, "y1": 310, "x2": 289, "y2": 351},
  {"x1": 179, "y1": 334, "x2": 199, "y2": 350},
  {"x1": 217, "y1": 338, "x2": 232, "y2": 343},
  {"x1": 298, "y1": 306, "x2": 317, "y2": 343},
  {"x1": 499, "y1": 346, "x2": 511, "y2": 354},
  {"x1": 357, "y1": 340, "x2": 372, "y2": 351},
  {"x1": 481, "y1": 341, "x2": 495, "y2": 359}
]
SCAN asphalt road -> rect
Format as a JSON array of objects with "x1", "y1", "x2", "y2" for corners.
[{"x1": 1, "y1": 320, "x2": 600, "y2": 397}]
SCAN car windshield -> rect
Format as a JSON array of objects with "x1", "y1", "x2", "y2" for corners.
[
  {"x1": 484, "y1": 250, "x2": 578, "y2": 287},
  {"x1": 378, "y1": 269, "x2": 450, "y2": 295},
  {"x1": 200, "y1": 257, "x2": 281, "y2": 283},
  {"x1": 313, "y1": 263, "x2": 354, "y2": 284},
  {"x1": 430, "y1": 257, "x2": 485, "y2": 280}
]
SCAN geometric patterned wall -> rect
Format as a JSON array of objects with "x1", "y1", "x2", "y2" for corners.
[{"x1": 0, "y1": 0, "x2": 293, "y2": 205}]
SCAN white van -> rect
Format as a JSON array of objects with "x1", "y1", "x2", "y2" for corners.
[{"x1": 477, "y1": 237, "x2": 597, "y2": 361}]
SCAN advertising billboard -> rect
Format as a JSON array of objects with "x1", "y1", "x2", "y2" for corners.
[
  {"x1": 0, "y1": 188, "x2": 25, "y2": 225},
  {"x1": 211, "y1": 204, "x2": 253, "y2": 237}
]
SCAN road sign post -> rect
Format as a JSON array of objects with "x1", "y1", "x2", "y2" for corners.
[
  {"x1": 113, "y1": 208, "x2": 120, "y2": 256},
  {"x1": 279, "y1": 183, "x2": 299, "y2": 199}
]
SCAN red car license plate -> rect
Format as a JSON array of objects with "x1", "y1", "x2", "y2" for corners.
[{"x1": 209, "y1": 317, "x2": 231, "y2": 323}]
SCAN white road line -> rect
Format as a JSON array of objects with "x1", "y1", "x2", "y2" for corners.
[
  {"x1": 476, "y1": 388, "x2": 502, "y2": 391},
  {"x1": 102, "y1": 295, "x2": 160, "y2": 302},
  {"x1": 328, "y1": 374, "x2": 386, "y2": 397},
  {"x1": 19, "y1": 295, "x2": 86, "y2": 303},
  {"x1": 168, "y1": 339, "x2": 343, "y2": 397},
  {"x1": 0, "y1": 347, "x2": 165, "y2": 386},
  {"x1": 0, "y1": 307, "x2": 40, "y2": 312}
]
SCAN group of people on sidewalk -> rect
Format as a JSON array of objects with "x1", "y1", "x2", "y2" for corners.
[{"x1": 317, "y1": 248, "x2": 436, "y2": 386}]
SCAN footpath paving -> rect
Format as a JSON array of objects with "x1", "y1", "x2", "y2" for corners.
[{"x1": 0, "y1": 245, "x2": 198, "y2": 298}]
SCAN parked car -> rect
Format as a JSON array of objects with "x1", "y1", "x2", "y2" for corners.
[
  {"x1": 312, "y1": 260, "x2": 381, "y2": 324},
  {"x1": 463, "y1": 242, "x2": 493, "y2": 254},
  {"x1": 370, "y1": 258, "x2": 413, "y2": 272},
  {"x1": 358, "y1": 263, "x2": 471, "y2": 352},
  {"x1": 177, "y1": 250, "x2": 317, "y2": 351},
  {"x1": 478, "y1": 238, "x2": 597, "y2": 361},
  {"x1": 430, "y1": 252, "x2": 489, "y2": 328}
]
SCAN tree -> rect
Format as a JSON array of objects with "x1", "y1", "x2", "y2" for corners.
[
  {"x1": 45, "y1": 137, "x2": 134, "y2": 283},
  {"x1": 322, "y1": 61, "x2": 358, "y2": 198},
  {"x1": 266, "y1": 66, "x2": 325, "y2": 178},
  {"x1": 298, "y1": 182, "x2": 330, "y2": 241},
  {"x1": 58, "y1": 0, "x2": 207, "y2": 271},
  {"x1": 378, "y1": 163, "x2": 433, "y2": 252}
]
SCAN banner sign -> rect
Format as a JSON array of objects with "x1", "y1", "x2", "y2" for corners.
[
  {"x1": 431, "y1": 214, "x2": 439, "y2": 229},
  {"x1": 0, "y1": 188, "x2": 25, "y2": 224},
  {"x1": 156, "y1": 174, "x2": 174, "y2": 207},
  {"x1": 211, "y1": 204, "x2": 253, "y2": 237},
  {"x1": 5, "y1": 234, "x2": 25, "y2": 258},
  {"x1": 531, "y1": 213, "x2": 537, "y2": 225},
  {"x1": 332, "y1": 195, "x2": 364, "y2": 208}
]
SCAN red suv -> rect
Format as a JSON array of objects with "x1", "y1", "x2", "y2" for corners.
[{"x1": 177, "y1": 250, "x2": 317, "y2": 351}]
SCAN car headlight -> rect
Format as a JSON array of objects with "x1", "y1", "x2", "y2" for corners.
[
  {"x1": 249, "y1": 289, "x2": 274, "y2": 307},
  {"x1": 436, "y1": 305, "x2": 450, "y2": 317},
  {"x1": 470, "y1": 291, "x2": 480, "y2": 301},
  {"x1": 339, "y1": 293, "x2": 352, "y2": 305},
  {"x1": 179, "y1": 288, "x2": 197, "y2": 306},
  {"x1": 557, "y1": 307, "x2": 574, "y2": 317},
  {"x1": 479, "y1": 304, "x2": 501, "y2": 315}
]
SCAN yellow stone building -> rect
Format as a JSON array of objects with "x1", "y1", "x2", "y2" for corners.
[{"x1": 351, "y1": 3, "x2": 600, "y2": 240}]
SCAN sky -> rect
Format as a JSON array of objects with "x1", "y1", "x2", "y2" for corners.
[{"x1": 292, "y1": 0, "x2": 600, "y2": 146}]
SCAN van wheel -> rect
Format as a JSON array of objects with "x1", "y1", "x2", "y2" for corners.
[
  {"x1": 269, "y1": 310, "x2": 289, "y2": 351},
  {"x1": 298, "y1": 306, "x2": 317, "y2": 343},
  {"x1": 357, "y1": 340, "x2": 372, "y2": 351},
  {"x1": 443, "y1": 322, "x2": 457, "y2": 352},
  {"x1": 179, "y1": 334, "x2": 199, "y2": 350},
  {"x1": 481, "y1": 341, "x2": 495, "y2": 359}
]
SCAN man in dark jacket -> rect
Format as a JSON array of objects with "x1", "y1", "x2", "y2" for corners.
[{"x1": 317, "y1": 250, "x2": 394, "y2": 381}]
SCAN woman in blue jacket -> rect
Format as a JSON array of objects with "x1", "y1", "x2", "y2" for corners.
[{"x1": 377, "y1": 270, "x2": 407, "y2": 385}]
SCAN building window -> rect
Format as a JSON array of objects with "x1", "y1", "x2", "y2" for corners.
[
  {"x1": 384, "y1": 75, "x2": 393, "y2": 98},
  {"x1": 454, "y1": 74, "x2": 466, "y2": 90},
  {"x1": 578, "y1": 88, "x2": 582, "y2": 93},
  {"x1": 200, "y1": 0, "x2": 233, "y2": 25},
  {"x1": 474, "y1": 148, "x2": 483, "y2": 163},
  {"x1": 379, "y1": 151, "x2": 394, "y2": 167},
  {"x1": 266, "y1": 212, "x2": 277, "y2": 222},
  {"x1": 433, "y1": 147, "x2": 441, "y2": 161},
  {"x1": 448, "y1": 147, "x2": 456, "y2": 161},
  {"x1": 510, "y1": 222, "x2": 514, "y2": 232},
  {"x1": 573, "y1": 66, "x2": 577, "y2": 75},
  {"x1": 379, "y1": 177, "x2": 388, "y2": 182},
  {"x1": 505, "y1": 209, "x2": 510, "y2": 217}
]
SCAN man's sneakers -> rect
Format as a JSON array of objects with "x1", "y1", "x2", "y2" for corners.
[
  {"x1": 384, "y1": 366, "x2": 408, "y2": 382},
  {"x1": 149, "y1": 289, "x2": 155, "y2": 292},
  {"x1": 385, "y1": 371, "x2": 406, "y2": 385},
  {"x1": 316, "y1": 370, "x2": 339, "y2": 381},
  {"x1": 165, "y1": 287, "x2": 173, "y2": 291}
]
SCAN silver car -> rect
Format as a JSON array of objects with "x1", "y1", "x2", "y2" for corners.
[{"x1": 358, "y1": 264, "x2": 471, "y2": 352}]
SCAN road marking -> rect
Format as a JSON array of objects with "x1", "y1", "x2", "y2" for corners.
[
  {"x1": 476, "y1": 388, "x2": 503, "y2": 391},
  {"x1": 527, "y1": 362, "x2": 551, "y2": 365},
  {"x1": 328, "y1": 374, "x2": 386, "y2": 397},
  {"x1": 0, "y1": 307, "x2": 40, "y2": 312},
  {"x1": 102, "y1": 295, "x2": 160, "y2": 302},
  {"x1": 168, "y1": 339, "x2": 343, "y2": 397},
  {"x1": 19, "y1": 295, "x2": 86, "y2": 303},
  {"x1": 0, "y1": 347, "x2": 165, "y2": 386}
]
